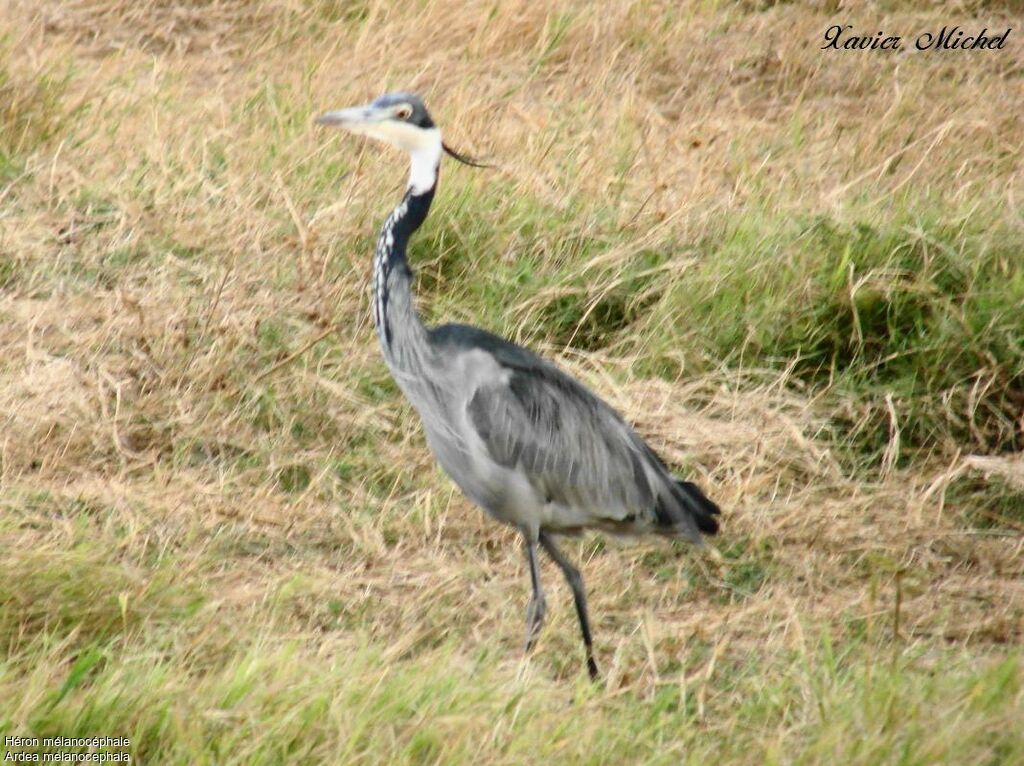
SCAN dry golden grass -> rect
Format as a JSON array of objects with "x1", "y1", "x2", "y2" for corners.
[{"x1": 1, "y1": 0, "x2": 1023, "y2": 763}]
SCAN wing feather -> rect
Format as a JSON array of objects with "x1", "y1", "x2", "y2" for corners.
[
  {"x1": 428, "y1": 324, "x2": 718, "y2": 538},
  {"x1": 464, "y1": 348, "x2": 655, "y2": 524}
]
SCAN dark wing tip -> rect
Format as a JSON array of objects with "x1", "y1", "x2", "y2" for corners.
[
  {"x1": 681, "y1": 480, "x2": 721, "y2": 534},
  {"x1": 665, "y1": 479, "x2": 721, "y2": 536}
]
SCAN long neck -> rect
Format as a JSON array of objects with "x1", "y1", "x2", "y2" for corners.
[{"x1": 372, "y1": 145, "x2": 439, "y2": 360}]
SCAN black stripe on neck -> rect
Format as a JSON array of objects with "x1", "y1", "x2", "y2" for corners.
[
  {"x1": 376, "y1": 183, "x2": 436, "y2": 345},
  {"x1": 392, "y1": 185, "x2": 436, "y2": 258}
]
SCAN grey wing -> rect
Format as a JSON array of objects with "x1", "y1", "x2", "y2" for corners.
[{"x1": 465, "y1": 361, "x2": 659, "y2": 526}]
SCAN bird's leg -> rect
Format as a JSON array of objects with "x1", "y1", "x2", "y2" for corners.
[
  {"x1": 523, "y1": 533, "x2": 547, "y2": 653},
  {"x1": 539, "y1": 532, "x2": 599, "y2": 681}
]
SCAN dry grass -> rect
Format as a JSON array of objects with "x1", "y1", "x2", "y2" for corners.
[{"x1": 1, "y1": 0, "x2": 1023, "y2": 763}]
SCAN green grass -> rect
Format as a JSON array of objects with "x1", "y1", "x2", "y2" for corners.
[
  {"x1": 0, "y1": 46, "x2": 72, "y2": 179},
  {"x1": 660, "y1": 207, "x2": 1024, "y2": 459},
  {"x1": 946, "y1": 475, "x2": 1024, "y2": 532},
  {"x1": 2, "y1": 562, "x2": 1020, "y2": 765},
  {"x1": 4, "y1": 480, "x2": 1017, "y2": 764},
  {"x1": 0, "y1": 494, "x2": 1020, "y2": 766}
]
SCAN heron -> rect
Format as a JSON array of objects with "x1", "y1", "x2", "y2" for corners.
[{"x1": 315, "y1": 93, "x2": 721, "y2": 679}]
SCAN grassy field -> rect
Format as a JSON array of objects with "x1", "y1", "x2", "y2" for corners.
[{"x1": 2, "y1": 0, "x2": 1023, "y2": 763}]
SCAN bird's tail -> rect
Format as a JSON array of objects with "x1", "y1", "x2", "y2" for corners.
[
  {"x1": 654, "y1": 478, "x2": 721, "y2": 539},
  {"x1": 672, "y1": 479, "x2": 721, "y2": 535}
]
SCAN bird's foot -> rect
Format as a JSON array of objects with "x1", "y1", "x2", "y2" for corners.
[{"x1": 586, "y1": 654, "x2": 599, "y2": 681}]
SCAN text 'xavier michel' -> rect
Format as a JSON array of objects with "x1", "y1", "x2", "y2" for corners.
[{"x1": 822, "y1": 25, "x2": 1012, "y2": 52}]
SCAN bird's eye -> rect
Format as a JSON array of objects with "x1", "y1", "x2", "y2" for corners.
[{"x1": 395, "y1": 105, "x2": 413, "y2": 120}]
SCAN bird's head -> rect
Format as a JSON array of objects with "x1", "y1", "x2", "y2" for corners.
[{"x1": 315, "y1": 92, "x2": 486, "y2": 194}]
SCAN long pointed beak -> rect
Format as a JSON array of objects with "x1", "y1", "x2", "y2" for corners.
[{"x1": 315, "y1": 104, "x2": 387, "y2": 128}]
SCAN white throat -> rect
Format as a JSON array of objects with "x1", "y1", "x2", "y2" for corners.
[{"x1": 407, "y1": 129, "x2": 442, "y2": 195}]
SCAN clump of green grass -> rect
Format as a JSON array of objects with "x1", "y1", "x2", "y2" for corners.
[
  {"x1": 0, "y1": 48, "x2": 73, "y2": 178},
  {"x1": 631, "y1": 206, "x2": 1024, "y2": 461},
  {"x1": 946, "y1": 474, "x2": 1024, "y2": 532},
  {"x1": 0, "y1": 498, "x2": 205, "y2": 655},
  {"x1": 529, "y1": 246, "x2": 670, "y2": 351}
]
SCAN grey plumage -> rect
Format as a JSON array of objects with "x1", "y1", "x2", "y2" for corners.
[{"x1": 316, "y1": 93, "x2": 721, "y2": 679}]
